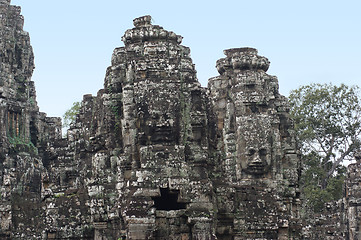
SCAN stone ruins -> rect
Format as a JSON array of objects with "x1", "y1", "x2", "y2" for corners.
[{"x1": 0, "y1": 1, "x2": 360, "y2": 239}]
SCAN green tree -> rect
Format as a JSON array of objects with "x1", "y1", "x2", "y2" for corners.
[
  {"x1": 289, "y1": 83, "x2": 361, "y2": 211},
  {"x1": 63, "y1": 101, "x2": 81, "y2": 128}
]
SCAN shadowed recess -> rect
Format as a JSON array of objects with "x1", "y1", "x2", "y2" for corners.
[{"x1": 152, "y1": 188, "x2": 187, "y2": 211}]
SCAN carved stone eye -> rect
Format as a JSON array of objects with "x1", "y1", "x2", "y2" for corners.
[
  {"x1": 259, "y1": 148, "x2": 267, "y2": 156},
  {"x1": 248, "y1": 149, "x2": 256, "y2": 156}
]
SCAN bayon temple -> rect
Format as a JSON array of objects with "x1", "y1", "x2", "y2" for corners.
[{"x1": 0, "y1": 1, "x2": 360, "y2": 239}]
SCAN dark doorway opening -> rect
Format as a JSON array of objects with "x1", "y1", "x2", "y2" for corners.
[{"x1": 152, "y1": 188, "x2": 187, "y2": 211}]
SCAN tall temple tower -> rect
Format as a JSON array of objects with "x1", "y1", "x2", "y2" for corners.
[
  {"x1": 105, "y1": 15, "x2": 215, "y2": 239},
  {"x1": 209, "y1": 47, "x2": 301, "y2": 239}
]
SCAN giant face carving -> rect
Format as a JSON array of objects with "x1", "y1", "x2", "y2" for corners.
[
  {"x1": 243, "y1": 138, "x2": 271, "y2": 175},
  {"x1": 237, "y1": 115, "x2": 273, "y2": 175}
]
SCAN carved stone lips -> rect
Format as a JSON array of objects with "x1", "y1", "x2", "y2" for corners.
[{"x1": 247, "y1": 162, "x2": 266, "y2": 174}]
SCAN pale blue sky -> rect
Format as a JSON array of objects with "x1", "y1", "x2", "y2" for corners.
[{"x1": 11, "y1": 0, "x2": 361, "y2": 119}]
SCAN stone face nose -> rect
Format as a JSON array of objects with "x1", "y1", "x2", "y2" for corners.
[{"x1": 251, "y1": 153, "x2": 263, "y2": 163}]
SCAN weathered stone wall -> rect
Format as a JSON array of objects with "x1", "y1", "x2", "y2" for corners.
[
  {"x1": 0, "y1": 1, "x2": 62, "y2": 239},
  {"x1": 1, "y1": 1, "x2": 360, "y2": 239},
  {"x1": 301, "y1": 199, "x2": 346, "y2": 239}
]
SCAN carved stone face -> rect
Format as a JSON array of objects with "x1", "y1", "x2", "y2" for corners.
[
  {"x1": 243, "y1": 142, "x2": 271, "y2": 175},
  {"x1": 237, "y1": 115, "x2": 273, "y2": 175}
]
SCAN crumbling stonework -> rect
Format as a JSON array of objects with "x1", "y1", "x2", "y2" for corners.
[
  {"x1": 1, "y1": 1, "x2": 360, "y2": 239},
  {"x1": 300, "y1": 154, "x2": 361, "y2": 240}
]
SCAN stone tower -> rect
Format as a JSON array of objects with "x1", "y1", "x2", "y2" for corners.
[
  {"x1": 0, "y1": 0, "x2": 36, "y2": 148},
  {"x1": 0, "y1": 0, "x2": 61, "y2": 151},
  {"x1": 106, "y1": 15, "x2": 215, "y2": 239},
  {"x1": 36, "y1": 15, "x2": 215, "y2": 239},
  {"x1": 0, "y1": 1, "x2": 61, "y2": 238},
  {"x1": 209, "y1": 47, "x2": 301, "y2": 239}
]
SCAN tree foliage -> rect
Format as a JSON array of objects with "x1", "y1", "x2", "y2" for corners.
[
  {"x1": 63, "y1": 101, "x2": 81, "y2": 128},
  {"x1": 289, "y1": 83, "x2": 361, "y2": 212}
]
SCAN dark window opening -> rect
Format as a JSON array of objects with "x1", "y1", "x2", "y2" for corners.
[
  {"x1": 152, "y1": 188, "x2": 187, "y2": 211},
  {"x1": 245, "y1": 83, "x2": 256, "y2": 89},
  {"x1": 191, "y1": 90, "x2": 203, "y2": 111},
  {"x1": 15, "y1": 44, "x2": 23, "y2": 69},
  {"x1": 249, "y1": 103, "x2": 259, "y2": 113},
  {"x1": 30, "y1": 120, "x2": 38, "y2": 146}
]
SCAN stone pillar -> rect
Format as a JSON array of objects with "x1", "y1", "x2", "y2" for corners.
[
  {"x1": 346, "y1": 151, "x2": 361, "y2": 240},
  {"x1": 189, "y1": 217, "x2": 215, "y2": 240},
  {"x1": 127, "y1": 217, "x2": 155, "y2": 240}
]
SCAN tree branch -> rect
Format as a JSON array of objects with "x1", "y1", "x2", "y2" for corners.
[{"x1": 326, "y1": 144, "x2": 355, "y2": 180}]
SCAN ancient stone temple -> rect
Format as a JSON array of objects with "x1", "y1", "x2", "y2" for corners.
[
  {"x1": 0, "y1": 1, "x2": 360, "y2": 239},
  {"x1": 208, "y1": 48, "x2": 301, "y2": 239}
]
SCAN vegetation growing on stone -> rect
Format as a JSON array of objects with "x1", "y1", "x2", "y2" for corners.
[{"x1": 62, "y1": 101, "x2": 81, "y2": 128}]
